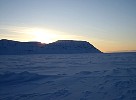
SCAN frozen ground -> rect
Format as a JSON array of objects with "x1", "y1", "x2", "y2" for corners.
[{"x1": 0, "y1": 53, "x2": 136, "y2": 100}]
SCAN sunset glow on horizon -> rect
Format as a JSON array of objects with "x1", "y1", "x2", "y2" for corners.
[{"x1": 0, "y1": 0, "x2": 136, "y2": 52}]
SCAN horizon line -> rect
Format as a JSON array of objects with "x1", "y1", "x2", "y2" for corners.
[{"x1": 0, "y1": 38, "x2": 136, "y2": 53}]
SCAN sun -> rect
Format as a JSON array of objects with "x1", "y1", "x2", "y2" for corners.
[
  {"x1": 29, "y1": 28, "x2": 58, "y2": 43},
  {"x1": 26, "y1": 27, "x2": 89, "y2": 44}
]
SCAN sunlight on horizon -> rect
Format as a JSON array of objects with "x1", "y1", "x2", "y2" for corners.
[
  {"x1": 0, "y1": 25, "x2": 90, "y2": 43},
  {"x1": 0, "y1": 0, "x2": 136, "y2": 53},
  {"x1": 0, "y1": 25, "x2": 136, "y2": 53},
  {"x1": 28, "y1": 28, "x2": 59, "y2": 43},
  {"x1": 26, "y1": 27, "x2": 90, "y2": 43}
]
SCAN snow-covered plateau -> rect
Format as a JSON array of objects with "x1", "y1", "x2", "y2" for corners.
[{"x1": 0, "y1": 53, "x2": 136, "y2": 100}]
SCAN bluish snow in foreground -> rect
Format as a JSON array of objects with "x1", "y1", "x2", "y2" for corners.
[{"x1": 0, "y1": 53, "x2": 136, "y2": 100}]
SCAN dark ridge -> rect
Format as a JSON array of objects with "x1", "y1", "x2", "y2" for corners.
[{"x1": 0, "y1": 39, "x2": 102, "y2": 55}]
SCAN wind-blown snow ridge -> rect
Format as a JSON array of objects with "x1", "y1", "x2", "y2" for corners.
[
  {"x1": 1, "y1": 67, "x2": 136, "y2": 100},
  {"x1": 0, "y1": 39, "x2": 101, "y2": 54},
  {"x1": 0, "y1": 53, "x2": 136, "y2": 100}
]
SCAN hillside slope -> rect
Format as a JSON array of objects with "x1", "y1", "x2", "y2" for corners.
[{"x1": 0, "y1": 39, "x2": 102, "y2": 54}]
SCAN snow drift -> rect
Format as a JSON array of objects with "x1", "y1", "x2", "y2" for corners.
[{"x1": 0, "y1": 53, "x2": 136, "y2": 100}]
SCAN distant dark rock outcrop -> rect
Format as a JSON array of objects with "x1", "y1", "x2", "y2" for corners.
[{"x1": 0, "y1": 39, "x2": 102, "y2": 55}]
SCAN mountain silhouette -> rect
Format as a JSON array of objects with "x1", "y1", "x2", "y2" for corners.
[{"x1": 0, "y1": 39, "x2": 102, "y2": 55}]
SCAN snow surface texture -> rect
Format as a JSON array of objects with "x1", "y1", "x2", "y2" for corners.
[
  {"x1": 0, "y1": 53, "x2": 136, "y2": 100},
  {"x1": 0, "y1": 39, "x2": 101, "y2": 54}
]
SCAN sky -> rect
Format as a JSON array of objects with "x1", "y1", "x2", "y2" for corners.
[{"x1": 0, "y1": 0, "x2": 136, "y2": 52}]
